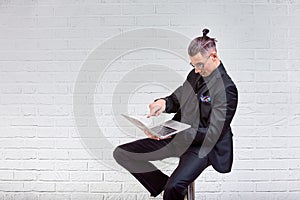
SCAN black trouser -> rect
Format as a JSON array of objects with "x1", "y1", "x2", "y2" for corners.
[{"x1": 113, "y1": 137, "x2": 211, "y2": 200}]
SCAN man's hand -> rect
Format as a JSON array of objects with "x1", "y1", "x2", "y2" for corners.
[
  {"x1": 147, "y1": 99, "x2": 166, "y2": 118},
  {"x1": 144, "y1": 130, "x2": 161, "y2": 140}
]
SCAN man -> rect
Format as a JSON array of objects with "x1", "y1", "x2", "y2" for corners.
[{"x1": 113, "y1": 28, "x2": 238, "y2": 200}]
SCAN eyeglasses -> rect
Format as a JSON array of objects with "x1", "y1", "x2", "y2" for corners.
[{"x1": 190, "y1": 54, "x2": 211, "y2": 69}]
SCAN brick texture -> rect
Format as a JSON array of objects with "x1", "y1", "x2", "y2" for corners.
[{"x1": 0, "y1": 0, "x2": 299, "y2": 199}]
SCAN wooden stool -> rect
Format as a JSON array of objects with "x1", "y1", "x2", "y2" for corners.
[{"x1": 187, "y1": 181, "x2": 195, "y2": 200}]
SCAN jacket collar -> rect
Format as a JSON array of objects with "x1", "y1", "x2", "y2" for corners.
[
  {"x1": 203, "y1": 61, "x2": 226, "y2": 83},
  {"x1": 202, "y1": 61, "x2": 226, "y2": 93}
]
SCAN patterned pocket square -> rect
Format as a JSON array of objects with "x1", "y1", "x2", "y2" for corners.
[{"x1": 200, "y1": 95, "x2": 211, "y2": 103}]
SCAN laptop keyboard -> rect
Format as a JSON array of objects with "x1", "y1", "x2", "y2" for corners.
[{"x1": 150, "y1": 125, "x2": 176, "y2": 136}]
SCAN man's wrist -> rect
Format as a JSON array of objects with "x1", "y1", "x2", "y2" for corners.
[{"x1": 155, "y1": 98, "x2": 168, "y2": 113}]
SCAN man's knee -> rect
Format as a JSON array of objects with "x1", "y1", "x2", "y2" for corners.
[{"x1": 113, "y1": 146, "x2": 124, "y2": 163}]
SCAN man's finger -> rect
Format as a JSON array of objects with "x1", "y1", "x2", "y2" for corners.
[
  {"x1": 144, "y1": 130, "x2": 160, "y2": 140},
  {"x1": 147, "y1": 105, "x2": 162, "y2": 118}
]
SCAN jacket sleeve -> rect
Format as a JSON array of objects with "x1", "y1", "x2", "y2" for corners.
[
  {"x1": 157, "y1": 70, "x2": 196, "y2": 114},
  {"x1": 155, "y1": 85, "x2": 183, "y2": 114},
  {"x1": 193, "y1": 84, "x2": 238, "y2": 145}
]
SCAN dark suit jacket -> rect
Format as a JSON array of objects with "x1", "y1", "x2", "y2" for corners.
[{"x1": 162, "y1": 62, "x2": 238, "y2": 173}]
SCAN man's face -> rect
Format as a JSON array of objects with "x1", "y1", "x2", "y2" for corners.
[{"x1": 190, "y1": 52, "x2": 212, "y2": 77}]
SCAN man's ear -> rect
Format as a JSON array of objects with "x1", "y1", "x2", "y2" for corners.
[{"x1": 211, "y1": 52, "x2": 218, "y2": 61}]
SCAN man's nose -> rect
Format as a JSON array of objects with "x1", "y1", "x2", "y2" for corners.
[{"x1": 195, "y1": 67, "x2": 201, "y2": 74}]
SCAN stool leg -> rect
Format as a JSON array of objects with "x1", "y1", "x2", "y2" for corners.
[{"x1": 187, "y1": 181, "x2": 195, "y2": 200}]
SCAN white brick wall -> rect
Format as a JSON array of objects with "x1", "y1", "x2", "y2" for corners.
[{"x1": 0, "y1": 0, "x2": 300, "y2": 199}]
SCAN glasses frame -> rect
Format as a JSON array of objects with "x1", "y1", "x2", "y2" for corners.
[{"x1": 190, "y1": 54, "x2": 211, "y2": 69}]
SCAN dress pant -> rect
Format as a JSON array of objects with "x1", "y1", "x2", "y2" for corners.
[{"x1": 113, "y1": 137, "x2": 211, "y2": 200}]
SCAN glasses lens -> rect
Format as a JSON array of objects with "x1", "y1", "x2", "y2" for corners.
[
  {"x1": 198, "y1": 63, "x2": 204, "y2": 68},
  {"x1": 190, "y1": 62, "x2": 203, "y2": 69}
]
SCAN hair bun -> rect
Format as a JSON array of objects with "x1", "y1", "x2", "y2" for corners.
[{"x1": 202, "y1": 28, "x2": 209, "y2": 37}]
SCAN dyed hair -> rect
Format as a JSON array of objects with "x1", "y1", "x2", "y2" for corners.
[{"x1": 188, "y1": 28, "x2": 217, "y2": 57}]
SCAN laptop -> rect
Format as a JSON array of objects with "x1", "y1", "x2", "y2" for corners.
[{"x1": 121, "y1": 114, "x2": 191, "y2": 139}]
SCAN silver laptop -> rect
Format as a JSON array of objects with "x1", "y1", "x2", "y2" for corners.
[{"x1": 121, "y1": 114, "x2": 191, "y2": 139}]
